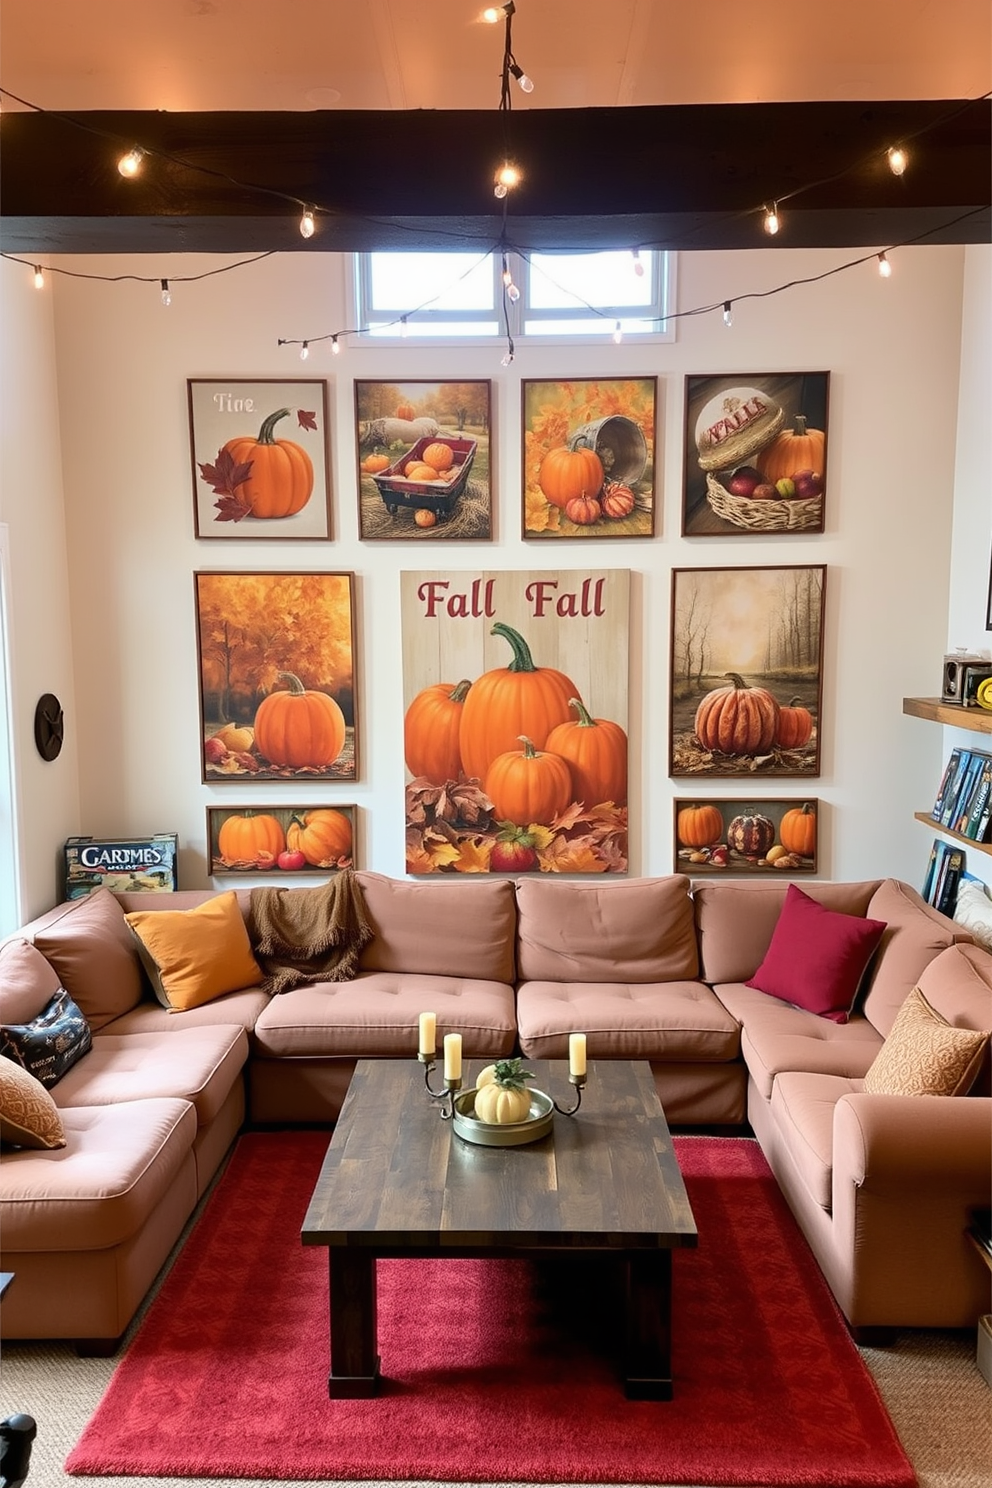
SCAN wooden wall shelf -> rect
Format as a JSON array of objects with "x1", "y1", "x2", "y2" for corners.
[
  {"x1": 903, "y1": 697, "x2": 992, "y2": 734},
  {"x1": 913, "y1": 812, "x2": 992, "y2": 858}
]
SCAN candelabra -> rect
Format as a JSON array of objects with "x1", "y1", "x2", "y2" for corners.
[{"x1": 418, "y1": 1048, "x2": 461, "y2": 1120}]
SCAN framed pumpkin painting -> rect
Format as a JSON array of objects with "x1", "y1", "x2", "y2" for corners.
[
  {"x1": 681, "y1": 371, "x2": 829, "y2": 537},
  {"x1": 355, "y1": 379, "x2": 493, "y2": 540},
  {"x1": 195, "y1": 571, "x2": 358, "y2": 782},
  {"x1": 206, "y1": 805, "x2": 357, "y2": 875},
  {"x1": 669, "y1": 565, "x2": 826, "y2": 778},
  {"x1": 188, "y1": 378, "x2": 332, "y2": 540},
  {"x1": 522, "y1": 377, "x2": 656, "y2": 539},
  {"x1": 673, "y1": 797, "x2": 819, "y2": 876}
]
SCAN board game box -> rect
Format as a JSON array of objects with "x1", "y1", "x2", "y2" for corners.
[{"x1": 63, "y1": 834, "x2": 179, "y2": 899}]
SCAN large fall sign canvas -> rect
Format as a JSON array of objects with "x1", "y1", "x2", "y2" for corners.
[{"x1": 401, "y1": 570, "x2": 630, "y2": 875}]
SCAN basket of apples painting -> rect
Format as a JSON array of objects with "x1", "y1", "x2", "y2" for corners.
[{"x1": 695, "y1": 388, "x2": 825, "y2": 533}]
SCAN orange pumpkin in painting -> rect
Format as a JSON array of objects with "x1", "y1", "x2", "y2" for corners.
[
  {"x1": 537, "y1": 446, "x2": 605, "y2": 509},
  {"x1": 780, "y1": 802, "x2": 817, "y2": 857},
  {"x1": 217, "y1": 812, "x2": 286, "y2": 864},
  {"x1": 485, "y1": 736, "x2": 573, "y2": 828},
  {"x1": 676, "y1": 803, "x2": 724, "y2": 850},
  {"x1": 286, "y1": 809, "x2": 353, "y2": 866},
  {"x1": 458, "y1": 622, "x2": 578, "y2": 782},
  {"x1": 222, "y1": 409, "x2": 313, "y2": 518},
  {"x1": 253, "y1": 672, "x2": 346, "y2": 770},
  {"x1": 404, "y1": 679, "x2": 471, "y2": 784},
  {"x1": 694, "y1": 673, "x2": 780, "y2": 756},
  {"x1": 543, "y1": 698, "x2": 627, "y2": 807}
]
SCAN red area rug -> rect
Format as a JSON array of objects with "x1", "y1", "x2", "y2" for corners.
[{"x1": 66, "y1": 1131, "x2": 915, "y2": 1486}]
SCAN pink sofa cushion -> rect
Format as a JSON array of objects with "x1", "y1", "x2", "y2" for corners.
[
  {"x1": 355, "y1": 872, "x2": 516, "y2": 983},
  {"x1": 715, "y1": 982, "x2": 883, "y2": 1100},
  {"x1": 515, "y1": 877, "x2": 698, "y2": 983},
  {"x1": 694, "y1": 880, "x2": 882, "y2": 985},
  {"x1": 516, "y1": 978, "x2": 739, "y2": 1061},
  {"x1": 33, "y1": 889, "x2": 143, "y2": 1031},
  {"x1": 745, "y1": 885, "x2": 886, "y2": 1023},
  {"x1": 770, "y1": 1071, "x2": 861, "y2": 1210},
  {"x1": 862, "y1": 879, "x2": 970, "y2": 1037},
  {"x1": 0, "y1": 938, "x2": 62, "y2": 1024},
  {"x1": 51, "y1": 1026, "x2": 249, "y2": 1127}
]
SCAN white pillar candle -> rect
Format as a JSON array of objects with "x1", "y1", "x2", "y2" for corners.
[
  {"x1": 418, "y1": 1011, "x2": 437, "y2": 1057},
  {"x1": 569, "y1": 1032, "x2": 587, "y2": 1078},
  {"x1": 443, "y1": 1032, "x2": 462, "y2": 1081}
]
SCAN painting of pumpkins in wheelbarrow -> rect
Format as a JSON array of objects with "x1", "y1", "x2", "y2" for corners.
[
  {"x1": 400, "y1": 569, "x2": 629, "y2": 874},
  {"x1": 522, "y1": 377, "x2": 657, "y2": 539},
  {"x1": 681, "y1": 372, "x2": 829, "y2": 537},
  {"x1": 355, "y1": 379, "x2": 493, "y2": 540},
  {"x1": 188, "y1": 380, "x2": 332, "y2": 540}
]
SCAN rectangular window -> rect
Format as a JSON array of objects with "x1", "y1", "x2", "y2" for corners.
[{"x1": 354, "y1": 248, "x2": 673, "y2": 343}]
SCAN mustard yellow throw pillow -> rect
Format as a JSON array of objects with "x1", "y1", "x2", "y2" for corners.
[
  {"x1": 863, "y1": 985, "x2": 989, "y2": 1097},
  {"x1": 0, "y1": 1055, "x2": 66, "y2": 1149},
  {"x1": 125, "y1": 892, "x2": 264, "y2": 1012}
]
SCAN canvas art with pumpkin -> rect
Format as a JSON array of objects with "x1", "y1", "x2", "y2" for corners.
[{"x1": 400, "y1": 570, "x2": 629, "y2": 875}]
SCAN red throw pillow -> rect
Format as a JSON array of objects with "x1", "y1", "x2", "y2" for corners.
[{"x1": 745, "y1": 884, "x2": 887, "y2": 1023}]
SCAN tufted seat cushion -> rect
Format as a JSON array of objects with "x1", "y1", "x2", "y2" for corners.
[
  {"x1": 251, "y1": 973, "x2": 517, "y2": 1058},
  {"x1": 769, "y1": 1071, "x2": 861, "y2": 1210},
  {"x1": 714, "y1": 982, "x2": 883, "y2": 1100},
  {"x1": 49, "y1": 1026, "x2": 248, "y2": 1127},
  {"x1": 516, "y1": 979, "x2": 739, "y2": 1061}
]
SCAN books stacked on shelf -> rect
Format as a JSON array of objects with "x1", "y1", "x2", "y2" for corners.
[
  {"x1": 931, "y1": 747, "x2": 992, "y2": 842},
  {"x1": 921, "y1": 837, "x2": 966, "y2": 915}
]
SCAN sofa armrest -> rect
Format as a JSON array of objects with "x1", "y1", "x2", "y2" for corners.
[{"x1": 834, "y1": 1092, "x2": 992, "y2": 1186}]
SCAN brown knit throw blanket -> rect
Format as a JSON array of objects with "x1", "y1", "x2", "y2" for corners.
[{"x1": 246, "y1": 869, "x2": 375, "y2": 996}]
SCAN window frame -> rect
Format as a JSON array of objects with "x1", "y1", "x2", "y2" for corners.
[{"x1": 351, "y1": 248, "x2": 676, "y2": 346}]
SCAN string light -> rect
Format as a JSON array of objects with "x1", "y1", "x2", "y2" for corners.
[
  {"x1": 160, "y1": 278, "x2": 171, "y2": 306},
  {"x1": 400, "y1": 315, "x2": 409, "y2": 338},
  {"x1": 117, "y1": 147, "x2": 144, "y2": 178},
  {"x1": 631, "y1": 249, "x2": 644, "y2": 277},
  {"x1": 32, "y1": 265, "x2": 44, "y2": 289},
  {"x1": 612, "y1": 320, "x2": 623, "y2": 344},
  {"x1": 300, "y1": 339, "x2": 310, "y2": 360},
  {"x1": 877, "y1": 252, "x2": 892, "y2": 278},
  {"x1": 509, "y1": 63, "x2": 534, "y2": 94},
  {"x1": 482, "y1": 6, "x2": 502, "y2": 21},
  {"x1": 331, "y1": 335, "x2": 341, "y2": 355},
  {"x1": 494, "y1": 162, "x2": 521, "y2": 198},
  {"x1": 501, "y1": 336, "x2": 515, "y2": 366},
  {"x1": 887, "y1": 146, "x2": 908, "y2": 177},
  {"x1": 723, "y1": 300, "x2": 733, "y2": 326},
  {"x1": 506, "y1": 280, "x2": 520, "y2": 303},
  {"x1": 299, "y1": 207, "x2": 315, "y2": 239},
  {"x1": 763, "y1": 203, "x2": 780, "y2": 236}
]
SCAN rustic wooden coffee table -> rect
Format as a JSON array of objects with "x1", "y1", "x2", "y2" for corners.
[{"x1": 301, "y1": 1057, "x2": 697, "y2": 1400}]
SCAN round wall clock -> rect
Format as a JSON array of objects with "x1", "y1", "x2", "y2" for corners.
[{"x1": 34, "y1": 693, "x2": 65, "y2": 761}]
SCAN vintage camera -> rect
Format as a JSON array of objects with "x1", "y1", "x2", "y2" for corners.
[{"x1": 941, "y1": 653, "x2": 990, "y2": 704}]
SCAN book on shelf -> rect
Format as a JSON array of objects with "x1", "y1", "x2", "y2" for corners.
[
  {"x1": 931, "y1": 748, "x2": 964, "y2": 822},
  {"x1": 963, "y1": 754, "x2": 992, "y2": 841},
  {"x1": 939, "y1": 748, "x2": 974, "y2": 827},
  {"x1": 936, "y1": 844, "x2": 965, "y2": 916},
  {"x1": 950, "y1": 751, "x2": 988, "y2": 834},
  {"x1": 921, "y1": 839, "x2": 942, "y2": 903}
]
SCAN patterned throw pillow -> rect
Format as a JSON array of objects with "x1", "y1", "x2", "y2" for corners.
[
  {"x1": 863, "y1": 985, "x2": 989, "y2": 1096},
  {"x1": 0, "y1": 988, "x2": 93, "y2": 1088},
  {"x1": 0, "y1": 1055, "x2": 67, "y2": 1148}
]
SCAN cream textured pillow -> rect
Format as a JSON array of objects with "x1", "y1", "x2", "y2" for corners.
[
  {"x1": 954, "y1": 881, "x2": 992, "y2": 952},
  {"x1": 124, "y1": 891, "x2": 264, "y2": 1012},
  {"x1": 0, "y1": 1055, "x2": 67, "y2": 1149},
  {"x1": 863, "y1": 985, "x2": 989, "y2": 1096}
]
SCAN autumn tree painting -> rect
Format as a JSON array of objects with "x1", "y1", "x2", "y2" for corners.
[
  {"x1": 355, "y1": 379, "x2": 492, "y2": 540},
  {"x1": 522, "y1": 378, "x2": 656, "y2": 539},
  {"x1": 195, "y1": 572, "x2": 357, "y2": 781},
  {"x1": 670, "y1": 566, "x2": 826, "y2": 777}
]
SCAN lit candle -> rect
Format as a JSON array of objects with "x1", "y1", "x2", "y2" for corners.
[
  {"x1": 418, "y1": 1011, "x2": 437, "y2": 1057},
  {"x1": 443, "y1": 1032, "x2": 462, "y2": 1081},
  {"x1": 569, "y1": 1032, "x2": 587, "y2": 1078}
]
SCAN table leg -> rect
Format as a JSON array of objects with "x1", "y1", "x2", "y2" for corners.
[
  {"x1": 328, "y1": 1249, "x2": 380, "y2": 1398},
  {"x1": 623, "y1": 1250, "x2": 672, "y2": 1400}
]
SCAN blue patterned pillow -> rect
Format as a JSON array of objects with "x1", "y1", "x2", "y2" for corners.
[{"x1": 0, "y1": 988, "x2": 92, "y2": 1088}]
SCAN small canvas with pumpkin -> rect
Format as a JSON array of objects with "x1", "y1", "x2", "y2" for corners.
[
  {"x1": 681, "y1": 372, "x2": 828, "y2": 537},
  {"x1": 674, "y1": 799, "x2": 818, "y2": 875},
  {"x1": 207, "y1": 805, "x2": 356, "y2": 875}
]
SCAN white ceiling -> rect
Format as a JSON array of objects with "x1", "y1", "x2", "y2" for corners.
[{"x1": 1, "y1": 0, "x2": 989, "y2": 115}]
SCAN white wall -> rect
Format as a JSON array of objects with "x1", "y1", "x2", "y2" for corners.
[
  {"x1": 0, "y1": 259, "x2": 80, "y2": 921},
  {"x1": 4, "y1": 242, "x2": 975, "y2": 900}
]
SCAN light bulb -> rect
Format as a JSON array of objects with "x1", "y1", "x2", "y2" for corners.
[
  {"x1": 763, "y1": 203, "x2": 780, "y2": 236},
  {"x1": 496, "y1": 163, "x2": 520, "y2": 191},
  {"x1": 331, "y1": 335, "x2": 341, "y2": 355},
  {"x1": 506, "y1": 282, "x2": 520, "y2": 303},
  {"x1": 160, "y1": 278, "x2": 171, "y2": 307},
  {"x1": 299, "y1": 208, "x2": 315, "y2": 239},
  {"x1": 117, "y1": 147, "x2": 144, "y2": 178},
  {"x1": 300, "y1": 341, "x2": 310, "y2": 360},
  {"x1": 494, "y1": 181, "x2": 508, "y2": 199},
  {"x1": 32, "y1": 266, "x2": 44, "y2": 290},
  {"x1": 612, "y1": 320, "x2": 623, "y2": 344},
  {"x1": 400, "y1": 316, "x2": 409, "y2": 338},
  {"x1": 887, "y1": 146, "x2": 908, "y2": 177},
  {"x1": 501, "y1": 255, "x2": 512, "y2": 287},
  {"x1": 877, "y1": 252, "x2": 892, "y2": 278},
  {"x1": 482, "y1": 6, "x2": 501, "y2": 21},
  {"x1": 510, "y1": 64, "x2": 534, "y2": 94},
  {"x1": 501, "y1": 349, "x2": 514, "y2": 366},
  {"x1": 723, "y1": 301, "x2": 733, "y2": 327},
  {"x1": 631, "y1": 249, "x2": 644, "y2": 277}
]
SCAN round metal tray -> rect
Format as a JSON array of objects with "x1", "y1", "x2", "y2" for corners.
[{"x1": 452, "y1": 1087, "x2": 554, "y2": 1146}]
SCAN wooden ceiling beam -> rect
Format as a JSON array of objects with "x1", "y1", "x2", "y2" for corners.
[{"x1": 2, "y1": 99, "x2": 988, "y2": 254}]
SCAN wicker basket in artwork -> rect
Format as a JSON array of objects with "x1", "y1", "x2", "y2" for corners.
[{"x1": 705, "y1": 472, "x2": 823, "y2": 532}]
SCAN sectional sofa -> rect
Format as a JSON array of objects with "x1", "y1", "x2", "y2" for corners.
[{"x1": 1, "y1": 870, "x2": 989, "y2": 1352}]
